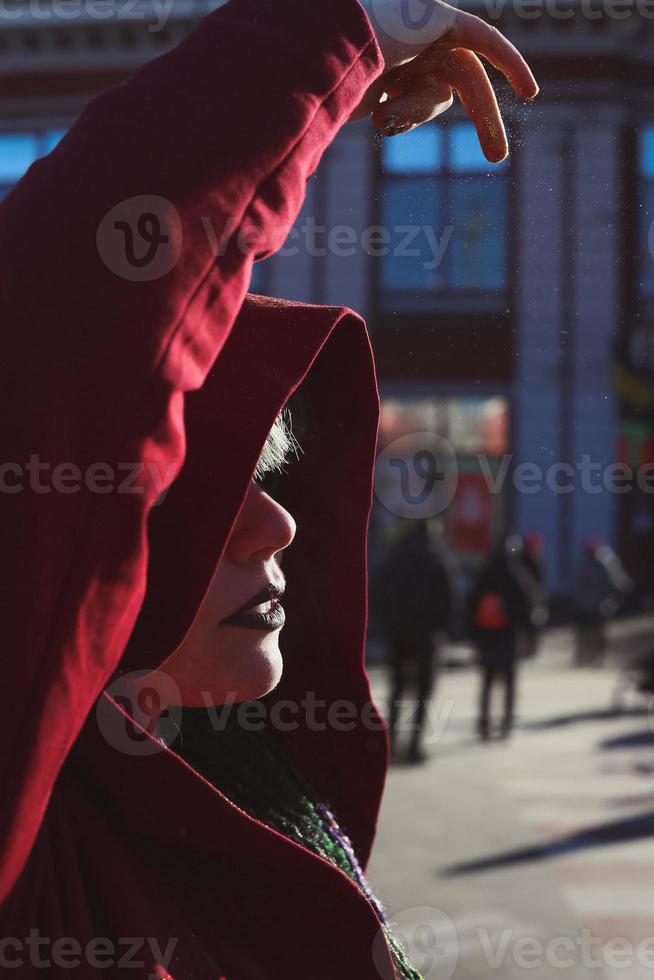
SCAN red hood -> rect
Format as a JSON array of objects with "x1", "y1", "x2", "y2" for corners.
[
  {"x1": 1, "y1": 295, "x2": 393, "y2": 977},
  {"x1": 77, "y1": 292, "x2": 388, "y2": 863},
  {"x1": 58, "y1": 293, "x2": 391, "y2": 978}
]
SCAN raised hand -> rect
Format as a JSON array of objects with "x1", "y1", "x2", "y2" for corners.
[{"x1": 352, "y1": 0, "x2": 538, "y2": 162}]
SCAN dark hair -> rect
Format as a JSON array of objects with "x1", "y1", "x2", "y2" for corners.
[{"x1": 253, "y1": 407, "x2": 301, "y2": 482}]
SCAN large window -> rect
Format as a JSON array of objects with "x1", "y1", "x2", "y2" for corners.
[
  {"x1": 374, "y1": 394, "x2": 509, "y2": 562},
  {"x1": 639, "y1": 125, "x2": 654, "y2": 307},
  {"x1": 378, "y1": 121, "x2": 509, "y2": 302},
  {"x1": 0, "y1": 127, "x2": 68, "y2": 200}
]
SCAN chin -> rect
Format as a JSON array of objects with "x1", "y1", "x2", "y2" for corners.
[
  {"x1": 179, "y1": 638, "x2": 284, "y2": 708},
  {"x1": 228, "y1": 646, "x2": 284, "y2": 704}
]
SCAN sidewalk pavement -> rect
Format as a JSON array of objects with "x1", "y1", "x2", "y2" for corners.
[
  {"x1": 366, "y1": 618, "x2": 654, "y2": 980},
  {"x1": 431, "y1": 613, "x2": 654, "y2": 674}
]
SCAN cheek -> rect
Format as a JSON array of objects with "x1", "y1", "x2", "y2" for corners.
[{"x1": 197, "y1": 561, "x2": 237, "y2": 626}]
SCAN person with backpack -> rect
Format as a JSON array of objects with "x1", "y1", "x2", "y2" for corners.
[{"x1": 466, "y1": 540, "x2": 533, "y2": 741}]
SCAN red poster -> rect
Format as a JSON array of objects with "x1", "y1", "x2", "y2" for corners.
[{"x1": 449, "y1": 472, "x2": 493, "y2": 554}]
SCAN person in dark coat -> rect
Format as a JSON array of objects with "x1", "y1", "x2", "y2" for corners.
[
  {"x1": 372, "y1": 520, "x2": 453, "y2": 763},
  {"x1": 467, "y1": 541, "x2": 533, "y2": 741},
  {"x1": 514, "y1": 532, "x2": 549, "y2": 659},
  {"x1": 574, "y1": 537, "x2": 634, "y2": 666}
]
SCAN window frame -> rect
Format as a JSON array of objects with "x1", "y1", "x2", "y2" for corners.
[{"x1": 373, "y1": 115, "x2": 515, "y2": 316}]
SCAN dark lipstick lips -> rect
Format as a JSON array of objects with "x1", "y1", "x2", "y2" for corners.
[{"x1": 220, "y1": 583, "x2": 286, "y2": 632}]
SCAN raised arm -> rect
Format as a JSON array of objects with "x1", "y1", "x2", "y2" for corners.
[{"x1": 0, "y1": 0, "x2": 383, "y2": 904}]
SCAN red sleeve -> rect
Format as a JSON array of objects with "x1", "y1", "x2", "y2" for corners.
[{"x1": 0, "y1": 0, "x2": 383, "y2": 902}]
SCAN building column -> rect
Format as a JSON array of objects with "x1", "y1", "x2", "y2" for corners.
[
  {"x1": 514, "y1": 109, "x2": 622, "y2": 595},
  {"x1": 322, "y1": 121, "x2": 375, "y2": 321},
  {"x1": 513, "y1": 114, "x2": 568, "y2": 592},
  {"x1": 569, "y1": 117, "x2": 621, "y2": 569}
]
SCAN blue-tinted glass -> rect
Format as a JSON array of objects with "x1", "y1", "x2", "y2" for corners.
[
  {"x1": 383, "y1": 125, "x2": 442, "y2": 174},
  {"x1": 379, "y1": 178, "x2": 443, "y2": 290},
  {"x1": 249, "y1": 260, "x2": 266, "y2": 294},
  {"x1": 41, "y1": 128, "x2": 67, "y2": 154},
  {"x1": 449, "y1": 176, "x2": 507, "y2": 289},
  {"x1": 640, "y1": 127, "x2": 654, "y2": 180},
  {"x1": 0, "y1": 133, "x2": 39, "y2": 181},
  {"x1": 450, "y1": 122, "x2": 508, "y2": 174},
  {"x1": 642, "y1": 182, "x2": 654, "y2": 297}
]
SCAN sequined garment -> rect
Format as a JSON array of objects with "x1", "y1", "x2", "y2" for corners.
[{"x1": 172, "y1": 708, "x2": 424, "y2": 980}]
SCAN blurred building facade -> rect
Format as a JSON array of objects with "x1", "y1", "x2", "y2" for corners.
[{"x1": 1, "y1": 0, "x2": 653, "y2": 600}]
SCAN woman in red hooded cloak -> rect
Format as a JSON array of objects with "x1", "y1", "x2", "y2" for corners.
[{"x1": 0, "y1": 0, "x2": 537, "y2": 975}]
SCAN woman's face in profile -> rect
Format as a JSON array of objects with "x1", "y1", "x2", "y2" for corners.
[{"x1": 159, "y1": 479, "x2": 296, "y2": 707}]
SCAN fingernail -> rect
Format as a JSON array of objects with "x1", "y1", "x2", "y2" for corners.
[
  {"x1": 380, "y1": 115, "x2": 413, "y2": 137},
  {"x1": 381, "y1": 113, "x2": 399, "y2": 133}
]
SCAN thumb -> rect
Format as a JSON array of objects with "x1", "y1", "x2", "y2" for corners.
[{"x1": 358, "y1": 0, "x2": 458, "y2": 69}]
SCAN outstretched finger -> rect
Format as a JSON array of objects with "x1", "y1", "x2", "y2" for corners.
[
  {"x1": 385, "y1": 10, "x2": 538, "y2": 103},
  {"x1": 449, "y1": 10, "x2": 538, "y2": 99},
  {"x1": 442, "y1": 48, "x2": 508, "y2": 162}
]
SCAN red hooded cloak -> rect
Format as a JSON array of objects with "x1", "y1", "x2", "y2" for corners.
[{"x1": 0, "y1": 0, "x2": 397, "y2": 975}]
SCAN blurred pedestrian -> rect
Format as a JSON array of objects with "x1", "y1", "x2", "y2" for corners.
[
  {"x1": 516, "y1": 532, "x2": 549, "y2": 659},
  {"x1": 574, "y1": 538, "x2": 634, "y2": 666},
  {"x1": 372, "y1": 520, "x2": 452, "y2": 764},
  {"x1": 466, "y1": 540, "x2": 533, "y2": 741}
]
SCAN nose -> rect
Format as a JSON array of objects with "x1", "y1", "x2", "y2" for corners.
[{"x1": 226, "y1": 481, "x2": 296, "y2": 565}]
